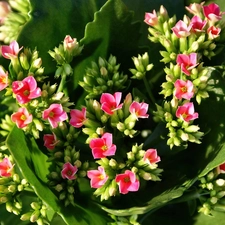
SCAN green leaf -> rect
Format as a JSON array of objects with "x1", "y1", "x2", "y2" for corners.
[{"x1": 6, "y1": 126, "x2": 108, "y2": 225}]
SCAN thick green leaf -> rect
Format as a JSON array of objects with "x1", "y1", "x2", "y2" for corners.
[{"x1": 6, "y1": 126, "x2": 108, "y2": 225}]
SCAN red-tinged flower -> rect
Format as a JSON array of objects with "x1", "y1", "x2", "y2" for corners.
[
  {"x1": 1, "y1": 40, "x2": 22, "y2": 59},
  {"x1": 174, "y1": 79, "x2": 194, "y2": 100},
  {"x1": 42, "y1": 103, "x2": 68, "y2": 128},
  {"x1": 171, "y1": 20, "x2": 192, "y2": 38},
  {"x1": 203, "y1": 3, "x2": 225, "y2": 23},
  {"x1": 129, "y1": 101, "x2": 149, "y2": 120},
  {"x1": 12, "y1": 76, "x2": 41, "y2": 104},
  {"x1": 63, "y1": 35, "x2": 77, "y2": 51},
  {"x1": 0, "y1": 67, "x2": 8, "y2": 91},
  {"x1": 100, "y1": 92, "x2": 123, "y2": 115},
  {"x1": 144, "y1": 149, "x2": 161, "y2": 165},
  {"x1": 176, "y1": 102, "x2": 199, "y2": 122},
  {"x1": 144, "y1": 10, "x2": 158, "y2": 26},
  {"x1": 0, "y1": 158, "x2": 14, "y2": 177},
  {"x1": 69, "y1": 107, "x2": 86, "y2": 128},
  {"x1": 43, "y1": 133, "x2": 58, "y2": 150},
  {"x1": 190, "y1": 16, "x2": 207, "y2": 33},
  {"x1": 87, "y1": 166, "x2": 108, "y2": 188},
  {"x1": 207, "y1": 26, "x2": 221, "y2": 39},
  {"x1": 115, "y1": 170, "x2": 140, "y2": 194},
  {"x1": 61, "y1": 162, "x2": 78, "y2": 180},
  {"x1": 11, "y1": 107, "x2": 33, "y2": 128},
  {"x1": 89, "y1": 132, "x2": 116, "y2": 159},
  {"x1": 219, "y1": 163, "x2": 225, "y2": 173},
  {"x1": 176, "y1": 53, "x2": 198, "y2": 76}
]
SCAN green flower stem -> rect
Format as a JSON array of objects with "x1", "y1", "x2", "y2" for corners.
[
  {"x1": 143, "y1": 76, "x2": 156, "y2": 106},
  {"x1": 57, "y1": 73, "x2": 67, "y2": 93}
]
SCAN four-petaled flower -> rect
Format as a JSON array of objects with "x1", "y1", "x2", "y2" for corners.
[
  {"x1": 42, "y1": 103, "x2": 68, "y2": 128},
  {"x1": 190, "y1": 16, "x2": 207, "y2": 33},
  {"x1": 100, "y1": 92, "x2": 123, "y2": 115},
  {"x1": 203, "y1": 3, "x2": 224, "y2": 23},
  {"x1": 69, "y1": 107, "x2": 87, "y2": 128},
  {"x1": 176, "y1": 53, "x2": 198, "y2": 75},
  {"x1": 129, "y1": 101, "x2": 149, "y2": 120},
  {"x1": 144, "y1": 149, "x2": 161, "y2": 165},
  {"x1": 0, "y1": 158, "x2": 14, "y2": 177},
  {"x1": 171, "y1": 20, "x2": 192, "y2": 38},
  {"x1": 144, "y1": 10, "x2": 158, "y2": 26},
  {"x1": 174, "y1": 79, "x2": 194, "y2": 100},
  {"x1": 89, "y1": 132, "x2": 116, "y2": 159},
  {"x1": 43, "y1": 133, "x2": 58, "y2": 150},
  {"x1": 176, "y1": 102, "x2": 199, "y2": 122},
  {"x1": 115, "y1": 170, "x2": 140, "y2": 194},
  {"x1": 11, "y1": 107, "x2": 33, "y2": 128},
  {"x1": 12, "y1": 76, "x2": 41, "y2": 104},
  {"x1": 61, "y1": 162, "x2": 78, "y2": 180},
  {"x1": 1, "y1": 40, "x2": 23, "y2": 59},
  {"x1": 207, "y1": 26, "x2": 221, "y2": 40},
  {"x1": 87, "y1": 166, "x2": 108, "y2": 188},
  {"x1": 0, "y1": 67, "x2": 8, "y2": 91},
  {"x1": 185, "y1": 2, "x2": 204, "y2": 16}
]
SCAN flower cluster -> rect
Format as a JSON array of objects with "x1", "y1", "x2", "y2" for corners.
[{"x1": 145, "y1": 2, "x2": 224, "y2": 149}]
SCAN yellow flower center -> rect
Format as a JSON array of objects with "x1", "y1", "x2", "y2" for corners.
[
  {"x1": 181, "y1": 86, "x2": 187, "y2": 93},
  {"x1": 20, "y1": 115, "x2": 26, "y2": 121},
  {"x1": 49, "y1": 112, "x2": 54, "y2": 118},
  {"x1": 123, "y1": 177, "x2": 130, "y2": 183}
]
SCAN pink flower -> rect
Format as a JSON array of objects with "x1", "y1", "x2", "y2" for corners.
[
  {"x1": 63, "y1": 35, "x2": 77, "y2": 50},
  {"x1": 176, "y1": 53, "x2": 198, "y2": 75},
  {"x1": 69, "y1": 107, "x2": 86, "y2": 128},
  {"x1": 115, "y1": 170, "x2": 140, "y2": 194},
  {"x1": 42, "y1": 104, "x2": 68, "y2": 128},
  {"x1": 203, "y1": 3, "x2": 224, "y2": 23},
  {"x1": 144, "y1": 10, "x2": 158, "y2": 26},
  {"x1": 1, "y1": 40, "x2": 22, "y2": 59},
  {"x1": 174, "y1": 79, "x2": 194, "y2": 100},
  {"x1": 12, "y1": 76, "x2": 41, "y2": 104},
  {"x1": 100, "y1": 92, "x2": 123, "y2": 115},
  {"x1": 171, "y1": 20, "x2": 192, "y2": 38},
  {"x1": 61, "y1": 162, "x2": 78, "y2": 180},
  {"x1": 129, "y1": 101, "x2": 149, "y2": 119},
  {"x1": 43, "y1": 133, "x2": 58, "y2": 150},
  {"x1": 207, "y1": 26, "x2": 221, "y2": 39},
  {"x1": 144, "y1": 149, "x2": 161, "y2": 165},
  {"x1": 186, "y1": 3, "x2": 204, "y2": 15},
  {"x1": 87, "y1": 166, "x2": 108, "y2": 188},
  {"x1": 0, "y1": 67, "x2": 8, "y2": 91},
  {"x1": 11, "y1": 107, "x2": 33, "y2": 128},
  {"x1": 0, "y1": 158, "x2": 14, "y2": 177},
  {"x1": 89, "y1": 132, "x2": 116, "y2": 159},
  {"x1": 176, "y1": 102, "x2": 198, "y2": 122},
  {"x1": 190, "y1": 16, "x2": 207, "y2": 33}
]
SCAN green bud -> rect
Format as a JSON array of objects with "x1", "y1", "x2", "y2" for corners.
[
  {"x1": 0, "y1": 196, "x2": 8, "y2": 203},
  {"x1": 30, "y1": 211, "x2": 40, "y2": 223},
  {"x1": 13, "y1": 174, "x2": 20, "y2": 183},
  {"x1": 215, "y1": 179, "x2": 225, "y2": 187},
  {"x1": 8, "y1": 184, "x2": 17, "y2": 193},
  {"x1": 20, "y1": 212, "x2": 32, "y2": 221},
  {"x1": 31, "y1": 202, "x2": 41, "y2": 210},
  {"x1": 19, "y1": 53, "x2": 30, "y2": 70}
]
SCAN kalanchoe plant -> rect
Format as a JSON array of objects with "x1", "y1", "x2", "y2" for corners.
[{"x1": 1, "y1": 0, "x2": 225, "y2": 225}]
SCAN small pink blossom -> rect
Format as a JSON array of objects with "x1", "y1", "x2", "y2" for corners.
[
  {"x1": 87, "y1": 166, "x2": 108, "y2": 188},
  {"x1": 42, "y1": 104, "x2": 68, "y2": 128},
  {"x1": 12, "y1": 76, "x2": 41, "y2": 104},
  {"x1": 190, "y1": 16, "x2": 207, "y2": 33},
  {"x1": 176, "y1": 102, "x2": 198, "y2": 122},
  {"x1": 89, "y1": 133, "x2": 116, "y2": 159},
  {"x1": 1, "y1": 40, "x2": 22, "y2": 59},
  {"x1": 64, "y1": 35, "x2": 77, "y2": 50},
  {"x1": 11, "y1": 107, "x2": 33, "y2": 128},
  {"x1": 0, "y1": 158, "x2": 14, "y2": 177},
  {"x1": 129, "y1": 101, "x2": 149, "y2": 120},
  {"x1": 0, "y1": 1, "x2": 11, "y2": 25},
  {"x1": 69, "y1": 107, "x2": 86, "y2": 128},
  {"x1": 43, "y1": 133, "x2": 58, "y2": 150},
  {"x1": 144, "y1": 149, "x2": 161, "y2": 165},
  {"x1": 203, "y1": 3, "x2": 224, "y2": 23},
  {"x1": 186, "y1": 3, "x2": 204, "y2": 16},
  {"x1": 115, "y1": 170, "x2": 140, "y2": 194},
  {"x1": 0, "y1": 67, "x2": 8, "y2": 91},
  {"x1": 61, "y1": 162, "x2": 78, "y2": 180},
  {"x1": 171, "y1": 20, "x2": 192, "y2": 38},
  {"x1": 207, "y1": 26, "x2": 221, "y2": 39},
  {"x1": 144, "y1": 10, "x2": 158, "y2": 26},
  {"x1": 100, "y1": 92, "x2": 123, "y2": 115},
  {"x1": 176, "y1": 53, "x2": 198, "y2": 75},
  {"x1": 174, "y1": 79, "x2": 194, "y2": 100}
]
